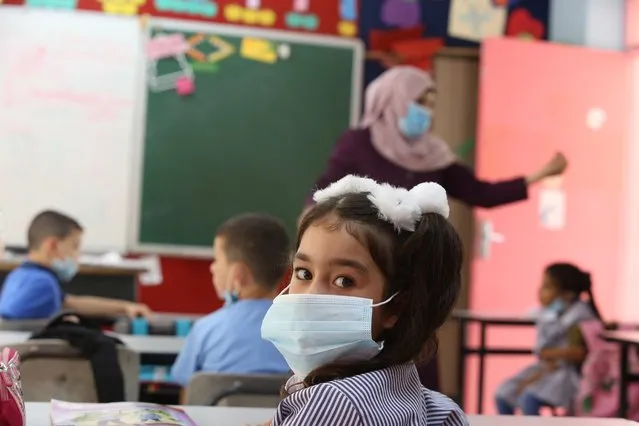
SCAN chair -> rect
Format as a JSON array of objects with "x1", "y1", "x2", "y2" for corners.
[
  {"x1": 184, "y1": 373, "x2": 290, "y2": 407},
  {"x1": 10, "y1": 339, "x2": 139, "y2": 402}
]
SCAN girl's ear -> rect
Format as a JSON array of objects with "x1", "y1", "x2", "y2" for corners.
[{"x1": 381, "y1": 295, "x2": 406, "y2": 329}]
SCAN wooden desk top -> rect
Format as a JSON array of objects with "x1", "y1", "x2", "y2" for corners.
[{"x1": 0, "y1": 259, "x2": 146, "y2": 276}]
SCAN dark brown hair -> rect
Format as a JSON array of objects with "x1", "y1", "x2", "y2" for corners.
[
  {"x1": 28, "y1": 210, "x2": 83, "y2": 251},
  {"x1": 295, "y1": 193, "x2": 462, "y2": 389},
  {"x1": 217, "y1": 213, "x2": 291, "y2": 290},
  {"x1": 545, "y1": 262, "x2": 601, "y2": 319}
]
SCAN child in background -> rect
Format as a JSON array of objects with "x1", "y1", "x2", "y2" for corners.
[
  {"x1": 170, "y1": 214, "x2": 291, "y2": 387},
  {"x1": 262, "y1": 175, "x2": 467, "y2": 426},
  {"x1": 495, "y1": 263, "x2": 601, "y2": 415},
  {"x1": 0, "y1": 210, "x2": 151, "y2": 319}
]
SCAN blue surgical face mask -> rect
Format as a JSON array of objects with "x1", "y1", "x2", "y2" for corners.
[
  {"x1": 546, "y1": 298, "x2": 566, "y2": 314},
  {"x1": 223, "y1": 290, "x2": 239, "y2": 307},
  {"x1": 261, "y1": 290, "x2": 399, "y2": 379},
  {"x1": 398, "y1": 102, "x2": 432, "y2": 140},
  {"x1": 51, "y1": 257, "x2": 78, "y2": 282}
]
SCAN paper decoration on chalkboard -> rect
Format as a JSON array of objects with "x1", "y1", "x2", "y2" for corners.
[
  {"x1": 448, "y1": 0, "x2": 507, "y2": 42},
  {"x1": 147, "y1": 34, "x2": 194, "y2": 93},
  {"x1": 176, "y1": 76, "x2": 195, "y2": 96},
  {"x1": 338, "y1": 0, "x2": 356, "y2": 36},
  {"x1": 240, "y1": 38, "x2": 278, "y2": 64},
  {"x1": 340, "y1": 0, "x2": 356, "y2": 20},
  {"x1": 338, "y1": 22, "x2": 357, "y2": 37},
  {"x1": 506, "y1": 8, "x2": 545, "y2": 39},
  {"x1": 391, "y1": 38, "x2": 443, "y2": 70},
  {"x1": 293, "y1": 0, "x2": 309, "y2": 12},
  {"x1": 155, "y1": 0, "x2": 217, "y2": 18},
  {"x1": 186, "y1": 34, "x2": 235, "y2": 65},
  {"x1": 223, "y1": 4, "x2": 276, "y2": 26},
  {"x1": 285, "y1": 12, "x2": 319, "y2": 30},
  {"x1": 277, "y1": 43, "x2": 291, "y2": 60},
  {"x1": 381, "y1": 0, "x2": 421, "y2": 28},
  {"x1": 26, "y1": 0, "x2": 77, "y2": 9},
  {"x1": 98, "y1": 0, "x2": 146, "y2": 14},
  {"x1": 369, "y1": 26, "x2": 423, "y2": 50}
]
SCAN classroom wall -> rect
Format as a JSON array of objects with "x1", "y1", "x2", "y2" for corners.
[
  {"x1": 628, "y1": 0, "x2": 639, "y2": 49},
  {"x1": 467, "y1": 38, "x2": 631, "y2": 414},
  {"x1": 549, "y1": 0, "x2": 625, "y2": 51}
]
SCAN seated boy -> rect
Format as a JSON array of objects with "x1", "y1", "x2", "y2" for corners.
[
  {"x1": 0, "y1": 210, "x2": 151, "y2": 319},
  {"x1": 171, "y1": 213, "x2": 291, "y2": 387}
]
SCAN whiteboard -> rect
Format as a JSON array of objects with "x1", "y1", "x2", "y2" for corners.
[{"x1": 0, "y1": 8, "x2": 142, "y2": 252}]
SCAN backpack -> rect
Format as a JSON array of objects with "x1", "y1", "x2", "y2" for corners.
[
  {"x1": 0, "y1": 347, "x2": 25, "y2": 426},
  {"x1": 30, "y1": 313, "x2": 126, "y2": 402},
  {"x1": 575, "y1": 320, "x2": 639, "y2": 419}
]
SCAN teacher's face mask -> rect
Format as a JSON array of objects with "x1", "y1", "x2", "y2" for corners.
[
  {"x1": 261, "y1": 291, "x2": 398, "y2": 379},
  {"x1": 398, "y1": 102, "x2": 432, "y2": 140}
]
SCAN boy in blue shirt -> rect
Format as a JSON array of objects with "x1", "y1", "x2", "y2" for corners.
[
  {"x1": 0, "y1": 210, "x2": 151, "y2": 319},
  {"x1": 171, "y1": 213, "x2": 291, "y2": 386}
]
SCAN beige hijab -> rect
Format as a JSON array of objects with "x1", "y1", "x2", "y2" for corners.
[{"x1": 360, "y1": 66, "x2": 456, "y2": 172}]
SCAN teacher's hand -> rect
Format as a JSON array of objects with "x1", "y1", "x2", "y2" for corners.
[
  {"x1": 543, "y1": 152, "x2": 568, "y2": 177},
  {"x1": 526, "y1": 152, "x2": 568, "y2": 184}
]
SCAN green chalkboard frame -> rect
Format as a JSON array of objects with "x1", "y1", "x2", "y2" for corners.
[{"x1": 130, "y1": 19, "x2": 364, "y2": 256}]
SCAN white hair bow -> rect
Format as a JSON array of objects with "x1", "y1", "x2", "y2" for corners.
[{"x1": 312, "y1": 175, "x2": 449, "y2": 232}]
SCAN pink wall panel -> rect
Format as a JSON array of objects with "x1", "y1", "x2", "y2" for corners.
[
  {"x1": 627, "y1": 0, "x2": 639, "y2": 49},
  {"x1": 467, "y1": 38, "x2": 631, "y2": 414}
]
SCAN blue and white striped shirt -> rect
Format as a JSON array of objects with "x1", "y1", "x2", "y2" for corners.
[{"x1": 273, "y1": 363, "x2": 468, "y2": 426}]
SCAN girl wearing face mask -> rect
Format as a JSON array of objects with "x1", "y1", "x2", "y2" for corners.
[
  {"x1": 495, "y1": 263, "x2": 601, "y2": 416},
  {"x1": 262, "y1": 175, "x2": 467, "y2": 425},
  {"x1": 304, "y1": 66, "x2": 568, "y2": 390}
]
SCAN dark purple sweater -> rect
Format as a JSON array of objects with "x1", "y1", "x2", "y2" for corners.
[{"x1": 309, "y1": 128, "x2": 528, "y2": 208}]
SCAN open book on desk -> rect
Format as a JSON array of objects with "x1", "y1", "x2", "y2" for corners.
[{"x1": 50, "y1": 399, "x2": 197, "y2": 425}]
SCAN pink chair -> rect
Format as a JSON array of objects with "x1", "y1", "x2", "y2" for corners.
[{"x1": 575, "y1": 320, "x2": 639, "y2": 420}]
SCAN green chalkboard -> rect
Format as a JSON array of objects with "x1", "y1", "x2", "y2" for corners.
[{"x1": 136, "y1": 20, "x2": 363, "y2": 254}]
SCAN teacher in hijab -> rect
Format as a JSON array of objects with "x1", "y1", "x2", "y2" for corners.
[
  {"x1": 304, "y1": 66, "x2": 567, "y2": 391},
  {"x1": 306, "y1": 66, "x2": 566, "y2": 209}
]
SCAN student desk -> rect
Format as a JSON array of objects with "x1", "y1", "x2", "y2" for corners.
[
  {"x1": 0, "y1": 330, "x2": 183, "y2": 365},
  {"x1": 601, "y1": 329, "x2": 639, "y2": 418},
  {"x1": 453, "y1": 310, "x2": 536, "y2": 413},
  {"x1": 23, "y1": 402, "x2": 639, "y2": 425},
  {"x1": 0, "y1": 259, "x2": 146, "y2": 302}
]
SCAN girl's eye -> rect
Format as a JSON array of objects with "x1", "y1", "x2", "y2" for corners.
[
  {"x1": 334, "y1": 276, "x2": 355, "y2": 289},
  {"x1": 294, "y1": 267, "x2": 312, "y2": 281}
]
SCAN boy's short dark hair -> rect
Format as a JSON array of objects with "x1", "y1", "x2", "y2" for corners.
[
  {"x1": 28, "y1": 210, "x2": 83, "y2": 251},
  {"x1": 216, "y1": 213, "x2": 290, "y2": 289}
]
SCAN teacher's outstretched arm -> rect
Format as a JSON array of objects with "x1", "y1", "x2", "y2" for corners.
[{"x1": 442, "y1": 152, "x2": 567, "y2": 208}]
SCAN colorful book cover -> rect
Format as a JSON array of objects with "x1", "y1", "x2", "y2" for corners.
[{"x1": 50, "y1": 400, "x2": 197, "y2": 425}]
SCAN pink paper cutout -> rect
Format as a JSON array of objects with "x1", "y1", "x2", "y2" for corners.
[
  {"x1": 293, "y1": 0, "x2": 309, "y2": 12},
  {"x1": 176, "y1": 77, "x2": 195, "y2": 96},
  {"x1": 147, "y1": 34, "x2": 189, "y2": 61}
]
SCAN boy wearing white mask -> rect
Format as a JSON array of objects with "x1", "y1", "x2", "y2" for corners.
[
  {"x1": 0, "y1": 210, "x2": 151, "y2": 319},
  {"x1": 262, "y1": 175, "x2": 468, "y2": 426},
  {"x1": 171, "y1": 213, "x2": 291, "y2": 388}
]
